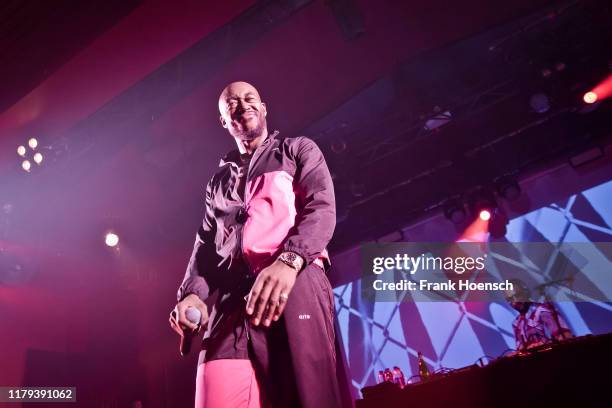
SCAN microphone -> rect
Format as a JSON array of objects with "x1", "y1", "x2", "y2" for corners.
[
  {"x1": 186, "y1": 307, "x2": 202, "y2": 326},
  {"x1": 180, "y1": 307, "x2": 202, "y2": 356}
]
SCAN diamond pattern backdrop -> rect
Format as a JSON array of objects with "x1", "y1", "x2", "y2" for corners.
[{"x1": 333, "y1": 180, "x2": 612, "y2": 398}]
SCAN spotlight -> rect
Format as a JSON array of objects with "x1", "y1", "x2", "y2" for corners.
[
  {"x1": 460, "y1": 192, "x2": 502, "y2": 242},
  {"x1": 466, "y1": 191, "x2": 509, "y2": 238},
  {"x1": 17, "y1": 138, "x2": 45, "y2": 173},
  {"x1": 529, "y1": 93, "x2": 550, "y2": 113},
  {"x1": 469, "y1": 191, "x2": 496, "y2": 222},
  {"x1": 583, "y1": 91, "x2": 598, "y2": 104},
  {"x1": 495, "y1": 177, "x2": 521, "y2": 201},
  {"x1": 479, "y1": 209, "x2": 491, "y2": 221},
  {"x1": 443, "y1": 200, "x2": 467, "y2": 224},
  {"x1": 105, "y1": 232, "x2": 119, "y2": 247},
  {"x1": 424, "y1": 110, "x2": 452, "y2": 131},
  {"x1": 21, "y1": 160, "x2": 31, "y2": 172}
]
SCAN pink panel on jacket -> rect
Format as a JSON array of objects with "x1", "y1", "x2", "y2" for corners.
[{"x1": 242, "y1": 170, "x2": 297, "y2": 273}]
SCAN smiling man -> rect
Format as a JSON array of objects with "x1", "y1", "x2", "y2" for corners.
[{"x1": 169, "y1": 81, "x2": 342, "y2": 407}]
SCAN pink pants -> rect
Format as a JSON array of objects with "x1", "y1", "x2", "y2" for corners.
[{"x1": 195, "y1": 359, "x2": 262, "y2": 408}]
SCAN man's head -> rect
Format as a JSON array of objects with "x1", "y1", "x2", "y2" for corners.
[
  {"x1": 504, "y1": 279, "x2": 532, "y2": 314},
  {"x1": 218, "y1": 81, "x2": 267, "y2": 141}
]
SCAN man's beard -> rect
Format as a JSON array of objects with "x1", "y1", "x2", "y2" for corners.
[{"x1": 232, "y1": 113, "x2": 266, "y2": 141}]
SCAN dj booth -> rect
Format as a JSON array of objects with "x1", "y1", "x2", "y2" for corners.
[{"x1": 357, "y1": 333, "x2": 612, "y2": 407}]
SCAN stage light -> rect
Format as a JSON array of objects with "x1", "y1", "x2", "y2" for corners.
[
  {"x1": 424, "y1": 110, "x2": 452, "y2": 131},
  {"x1": 443, "y1": 200, "x2": 467, "y2": 224},
  {"x1": 469, "y1": 191, "x2": 496, "y2": 218},
  {"x1": 33, "y1": 152, "x2": 43, "y2": 164},
  {"x1": 463, "y1": 190, "x2": 509, "y2": 239},
  {"x1": 530, "y1": 93, "x2": 550, "y2": 113},
  {"x1": 479, "y1": 209, "x2": 491, "y2": 221},
  {"x1": 17, "y1": 145, "x2": 26, "y2": 156},
  {"x1": 495, "y1": 177, "x2": 521, "y2": 201},
  {"x1": 457, "y1": 191, "x2": 497, "y2": 242},
  {"x1": 21, "y1": 160, "x2": 31, "y2": 172},
  {"x1": 105, "y1": 232, "x2": 119, "y2": 247},
  {"x1": 28, "y1": 138, "x2": 38, "y2": 149},
  {"x1": 583, "y1": 91, "x2": 597, "y2": 104}
]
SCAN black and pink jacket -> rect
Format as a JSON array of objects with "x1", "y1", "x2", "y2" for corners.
[
  {"x1": 176, "y1": 131, "x2": 344, "y2": 407},
  {"x1": 177, "y1": 131, "x2": 335, "y2": 303}
]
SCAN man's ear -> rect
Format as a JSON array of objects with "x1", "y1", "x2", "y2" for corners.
[
  {"x1": 219, "y1": 115, "x2": 228, "y2": 128},
  {"x1": 261, "y1": 102, "x2": 267, "y2": 117}
]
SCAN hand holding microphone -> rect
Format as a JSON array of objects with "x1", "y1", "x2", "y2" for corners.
[{"x1": 169, "y1": 294, "x2": 209, "y2": 356}]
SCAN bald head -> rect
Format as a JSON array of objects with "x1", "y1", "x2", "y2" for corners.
[
  {"x1": 218, "y1": 81, "x2": 261, "y2": 111},
  {"x1": 218, "y1": 81, "x2": 267, "y2": 142}
]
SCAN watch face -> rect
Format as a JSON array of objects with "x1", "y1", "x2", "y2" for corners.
[
  {"x1": 283, "y1": 253, "x2": 297, "y2": 262},
  {"x1": 280, "y1": 252, "x2": 300, "y2": 270}
]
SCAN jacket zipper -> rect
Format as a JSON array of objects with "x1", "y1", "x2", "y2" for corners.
[
  {"x1": 238, "y1": 135, "x2": 274, "y2": 340},
  {"x1": 237, "y1": 135, "x2": 274, "y2": 274}
]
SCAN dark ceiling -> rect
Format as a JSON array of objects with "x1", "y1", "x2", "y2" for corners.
[
  {"x1": 0, "y1": 0, "x2": 141, "y2": 113},
  {"x1": 0, "y1": 0, "x2": 610, "y2": 264},
  {"x1": 312, "y1": 0, "x2": 612, "y2": 249}
]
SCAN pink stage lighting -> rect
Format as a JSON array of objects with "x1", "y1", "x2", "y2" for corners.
[
  {"x1": 583, "y1": 91, "x2": 598, "y2": 104},
  {"x1": 479, "y1": 209, "x2": 491, "y2": 221}
]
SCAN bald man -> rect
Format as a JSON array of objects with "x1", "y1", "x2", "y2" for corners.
[{"x1": 169, "y1": 82, "x2": 342, "y2": 408}]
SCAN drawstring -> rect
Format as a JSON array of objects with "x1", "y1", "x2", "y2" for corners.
[
  {"x1": 243, "y1": 292, "x2": 251, "y2": 341},
  {"x1": 244, "y1": 313, "x2": 251, "y2": 341},
  {"x1": 233, "y1": 294, "x2": 250, "y2": 350}
]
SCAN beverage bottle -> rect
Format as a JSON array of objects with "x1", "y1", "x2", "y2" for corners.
[
  {"x1": 417, "y1": 352, "x2": 430, "y2": 380},
  {"x1": 393, "y1": 366, "x2": 406, "y2": 388},
  {"x1": 384, "y1": 368, "x2": 393, "y2": 382}
]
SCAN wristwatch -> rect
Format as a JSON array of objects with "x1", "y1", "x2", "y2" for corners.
[{"x1": 277, "y1": 251, "x2": 304, "y2": 272}]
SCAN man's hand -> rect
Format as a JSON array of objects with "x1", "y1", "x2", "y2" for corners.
[
  {"x1": 169, "y1": 294, "x2": 209, "y2": 336},
  {"x1": 246, "y1": 260, "x2": 298, "y2": 327}
]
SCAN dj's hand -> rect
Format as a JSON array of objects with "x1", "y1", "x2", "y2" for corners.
[{"x1": 246, "y1": 260, "x2": 298, "y2": 327}]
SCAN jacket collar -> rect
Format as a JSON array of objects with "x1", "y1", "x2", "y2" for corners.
[{"x1": 219, "y1": 130, "x2": 279, "y2": 169}]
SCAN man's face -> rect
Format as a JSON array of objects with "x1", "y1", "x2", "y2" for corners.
[
  {"x1": 218, "y1": 82, "x2": 267, "y2": 141},
  {"x1": 505, "y1": 283, "x2": 532, "y2": 314}
]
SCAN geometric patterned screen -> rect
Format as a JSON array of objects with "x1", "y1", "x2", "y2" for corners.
[{"x1": 333, "y1": 179, "x2": 612, "y2": 398}]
